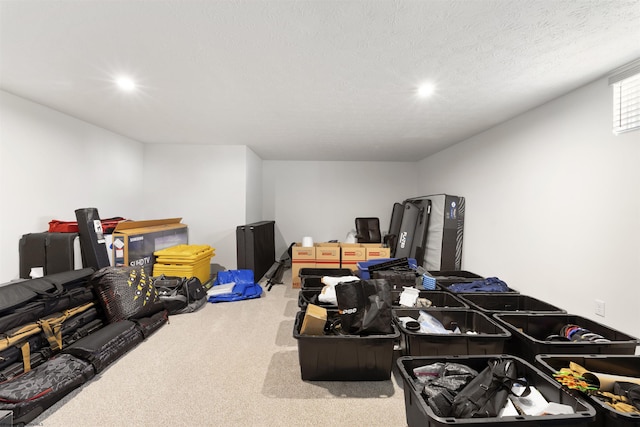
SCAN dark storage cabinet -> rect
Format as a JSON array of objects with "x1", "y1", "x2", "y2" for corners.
[{"x1": 236, "y1": 221, "x2": 275, "y2": 282}]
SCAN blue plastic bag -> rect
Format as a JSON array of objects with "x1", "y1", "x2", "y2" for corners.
[{"x1": 208, "y1": 269, "x2": 263, "y2": 303}]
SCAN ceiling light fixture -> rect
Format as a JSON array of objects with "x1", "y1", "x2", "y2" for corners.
[
  {"x1": 115, "y1": 76, "x2": 136, "y2": 92},
  {"x1": 417, "y1": 82, "x2": 436, "y2": 98}
]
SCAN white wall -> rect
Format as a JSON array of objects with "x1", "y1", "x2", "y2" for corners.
[
  {"x1": 417, "y1": 77, "x2": 640, "y2": 339},
  {"x1": 141, "y1": 144, "x2": 249, "y2": 271},
  {"x1": 0, "y1": 90, "x2": 144, "y2": 282},
  {"x1": 262, "y1": 160, "x2": 419, "y2": 257},
  {"x1": 3, "y1": 80, "x2": 640, "y2": 343},
  {"x1": 245, "y1": 147, "x2": 263, "y2": 224}
]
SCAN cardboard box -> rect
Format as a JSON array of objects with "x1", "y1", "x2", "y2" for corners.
[
  {"x1": 291, "y1": 243, "x2": 316, "y2": 288},
  {"x1": 300, "y1": 304, "x2": 327, "y2": 336},
  {"x1": 314, "y1": 242, "x2": 341, "y2": 269},
  {"x1": 340, "y1": 243, "x2": 366, "y2": 271},
  {"x1": 361, "y1": 243, "x2": 391, "y2": 260},
  {"x1": 112, "y1": 218, "x2": 188, "y2": 276}
]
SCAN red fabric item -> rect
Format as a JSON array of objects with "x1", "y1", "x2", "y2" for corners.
[{"x1": 48, "y1": 217, "x2": 127, "y2": 234}]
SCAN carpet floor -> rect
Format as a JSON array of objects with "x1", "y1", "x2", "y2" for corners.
[{"x1": 30, "y1": 269, "x2": 408, "y2": 427}]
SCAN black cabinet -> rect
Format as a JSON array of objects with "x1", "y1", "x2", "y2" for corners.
[{"x1": 236, "y1": 221, "x2": 275, "y2": 281}]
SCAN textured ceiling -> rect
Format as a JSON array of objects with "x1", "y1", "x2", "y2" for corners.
[{"x1": 1, "y1": 0, "x2": 639, "y2": 161}]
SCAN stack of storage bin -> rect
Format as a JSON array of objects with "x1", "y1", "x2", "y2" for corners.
[
  {"x1": 389, "y1": 268, "x2": 639, "y2": 426},
  {"x1": 152, "y1": 244, "x2": 215, "y2": 284},
  {"x1": 293, "y1": 267, "x2": 398, "y2": 381}
]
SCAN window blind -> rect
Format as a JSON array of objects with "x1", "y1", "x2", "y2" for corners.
[{"x1": 609, "y1": 59, "x2": 640, "y2": 135}]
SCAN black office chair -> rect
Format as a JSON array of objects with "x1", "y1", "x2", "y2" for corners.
[{"x1": 354, "y1": 217, "x2": 382, "y2": 243}]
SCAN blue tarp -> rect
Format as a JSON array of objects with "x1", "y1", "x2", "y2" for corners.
[{"x1": 208, "y1": 269, "x2": 263, "y2": 303}]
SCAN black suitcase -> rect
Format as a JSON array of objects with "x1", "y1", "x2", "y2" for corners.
[
  {"x1": 405, "y1": 197, "x2": 432, "y2": 266},
  {"x1": 18, "y1": 233, "x2": 46, "y2": 280},
  {"x1": 74, "y1": 208, "x2": 111, "y2": 271},
  {"x1": 0, "y1": 268, "x2": 96, "y2": 334},
  {"x1": 19, "y1": 231, "x2": 78, "y2": 279},
  {"x1": 386, "y1": 202, "x2": 404, "y2": 257},
  {"x1": 46, "y1": 232, "x2": 79, "y2": 276},
  {"x1": 394, "y1": 201, "x2": 422, "y2": 258}
]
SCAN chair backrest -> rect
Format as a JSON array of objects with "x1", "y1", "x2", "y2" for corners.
[{"x1": 355, "y1": 217, "x2": 381, "y2": 243}]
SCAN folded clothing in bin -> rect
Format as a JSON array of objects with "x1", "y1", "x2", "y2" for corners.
[{"x1": 448, "y1": 277, "x2": 511, "y2": 293}]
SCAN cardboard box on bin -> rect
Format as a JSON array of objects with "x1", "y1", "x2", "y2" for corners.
[
  {"x1": 291, "y1": 243, "x2": 316, "y2": 288},
  {"x1": 300, "y1": 304, "x2": 327, "y2": 336},
  {"x1": 112, "y1": 218, "x2": 188, "y2": 276}
]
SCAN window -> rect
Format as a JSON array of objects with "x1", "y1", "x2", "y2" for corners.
[{"x1": 609, "y1": 59, "x2": 640, "y2": 135}]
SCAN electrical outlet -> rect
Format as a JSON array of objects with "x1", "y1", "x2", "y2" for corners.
[{"x1": 595, "y1": 299, "x2": 606, "y2": 317}]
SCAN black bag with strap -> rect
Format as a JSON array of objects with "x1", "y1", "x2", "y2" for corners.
[
  {"x1": 613, "y1": 382, "x2": 640, "y2": 411},
  {"x1": 451, "y1": 358, "x2": 530, "y2": 418},
  {"x1": 0, "y1": 269, "x2": 96, "y2": 335},
  {"x1": 154, "y1": 275, "x2": 207, "y2": 315}
]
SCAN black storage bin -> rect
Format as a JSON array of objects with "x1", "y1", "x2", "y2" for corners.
[
  {"x1": 299, "y1": 268, "x2": 354, "y2": 289},
  {"x1": 397, "y1": 355, "x2": 596, "y2": 427},
  {"x1": 372, "y1": 269, "x2": 418, "y2": 289},
  {"x1": 292, "y1": 309, "x2": 399, "y2": 381},
  {"x1": 459, "y1": 294, "x2": 566, "y2": 316},
  {"x1": 495, "y1": 313, "x2": 639, "y2": 363},
  {"x1": 535, "y1": 354, "x2": 640, "y2": 427},
  {"x1": 298, "y1": 289, "x2": 469, "y2": 310},
  {"x1": 393, "y1": 308, "x2": 511, "y2": 356}
]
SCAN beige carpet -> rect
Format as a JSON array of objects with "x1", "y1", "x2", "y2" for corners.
[{"x1": 30, "y1": 269, "x2": 408, "y2": 427}]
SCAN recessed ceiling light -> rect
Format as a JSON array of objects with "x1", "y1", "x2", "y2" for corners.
[
  {"x1": 115, "y1": 76, "x2": 136, "y2": 92},
  {"x1": 417, "y1": 82, "x2": 436, "y2": 98}
]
